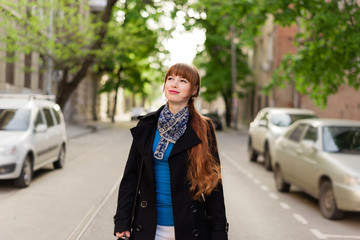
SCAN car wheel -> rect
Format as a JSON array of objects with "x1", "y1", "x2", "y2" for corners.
[
  {"x1": 248, "y1": 138, "x2": 258, "y2": 162},
  {"x1": 319, "y1": 181, "x2": 344, "y2": 220},
  {"x1": 14, "y1": 156, "x2": 33, "y2": 188},
  {"x1": 274, "y1": 165, "x2": 290, "y2": 192},
  {"x1": 264, "y1": 144, "x2": 272, "y2": 171},
  {"x1": 53, "y1": 145, "x2": 66, "y2": 169}
]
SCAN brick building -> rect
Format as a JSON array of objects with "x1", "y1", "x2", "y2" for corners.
[{"x1": 240, "y1": 14, "x2": 360, "y2": 124}]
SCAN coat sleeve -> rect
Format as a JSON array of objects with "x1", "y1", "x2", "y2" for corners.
[
  {"x1": 113, "y1": 139, "x2": 141, "y2": 235},
  {"x1": 205, "y1": 119, "x2": 229, "y2": 240}
]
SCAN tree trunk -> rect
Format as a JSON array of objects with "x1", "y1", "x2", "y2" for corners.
[
  {"x1": 111, "y1": 88, "x2": 118, "y2": 123},
  {"x1": 55, "y1": 0, "x2": 118, "y2": 109},
  {"x1": 224, "y1": 95, "x2": 232, "y2": 128},
  {"x1": 107, "y1": 92, "x2": 111, "y2": 117},
  {"x1": 92, "y1": 76, "x2": 98, "y2": 121}
]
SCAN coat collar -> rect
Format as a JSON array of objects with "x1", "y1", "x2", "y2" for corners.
[{"x1": 130, "y1": 105, "x2": 201, "y2": 159}]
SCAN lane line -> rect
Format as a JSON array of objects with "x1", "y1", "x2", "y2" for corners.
[
  {"x1": 67, "y1": 175, "x2": 122, "y2": 240},
  {"x1": 310, "y1": 229, "x2": 328, "y2": 239},
  {"x1": 279, "y1": 202, "x2": 291, "y2": 210},
  {"x1": 268, "y1": 192, "x2": 279, "y2": 200},
  {"x1": 310, "y1": 229, "x2": 360, "y2": 239},
  {"x1": 293, "y1": 213, "x2": 308, "y2": 224},
  {"x1": 253, "y1": 179, "x2": 260, "y2": 184},
  {"x1": 260, "y1": 185, "x2": 269, "y2": 191}
]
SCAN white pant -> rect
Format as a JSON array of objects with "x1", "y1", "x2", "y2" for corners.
[{"x1": 155, "y1": 225, "x2": 175, "y2": 240}]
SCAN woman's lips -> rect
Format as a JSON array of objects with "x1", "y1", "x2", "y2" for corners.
[{"x1": 169, "y1": 90, "x2": 179, "y2": 94}]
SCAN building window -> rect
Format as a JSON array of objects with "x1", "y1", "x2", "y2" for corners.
[
  {"x1": 267, "y1": 32, "x2": 273, "y2": 64},
  {"x1": 5, "y1": 40, "x2": 15, "y2": 85},
  {"x1": 24, "y1": 52, "x2": 32, "y2": 88},
  {"x1": 265, "y1": 95, "x2": 269, "y2": 107},
  {"x1": 38, "y1": 54, "x2": 45, "y2": 90},
  {"x1": 257, "y1": 94, "x2": 262, "y2": 113}
]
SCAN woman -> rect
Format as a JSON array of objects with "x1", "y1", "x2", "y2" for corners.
[{"x1": 114, "y1": 63, "x2": 228, "y2": 240}]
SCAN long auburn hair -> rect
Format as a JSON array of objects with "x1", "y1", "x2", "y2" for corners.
[{"x1": 164, "y1": 63, "x2": 222, "y2": 201}]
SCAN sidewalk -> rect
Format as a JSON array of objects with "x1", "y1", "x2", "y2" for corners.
[
  {"x1": 222, "y1": 124, "x2": 249, "y2": 136},
  {"x1": 65, "y1": 120, "x2": 136, "y2": 140},
  {"x1": 66, "y1": 121, "x2": 111, "y2": 140}
]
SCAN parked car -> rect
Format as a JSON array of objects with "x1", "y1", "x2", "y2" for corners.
[
  {"x1": 0, "y1": 94, "x2": 67, "y2": 188},
  {"x1": 203, "y1": 112, "x2": 223, "y2": 130},
  {"x1": 130, "y1": 107, "x2": 147, "y2": 121},
  {"x1": 272, "y1": 118, "x2": 360, "y2": 219},
  {"x1": 248, "y1": 107, "x2": 317, "y2": 171}
]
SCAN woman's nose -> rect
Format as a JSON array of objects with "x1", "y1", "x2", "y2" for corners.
[{"x1": 171, "y1": 79, "x2": 179, "y2": 87}]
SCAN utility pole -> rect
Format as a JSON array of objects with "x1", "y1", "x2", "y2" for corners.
[
  {"x1": 230, "y1": 25, "x2": 238, "y2": 129},
  {"x1": 46, "y1": 0, "x2": 53, "y2": 95}
]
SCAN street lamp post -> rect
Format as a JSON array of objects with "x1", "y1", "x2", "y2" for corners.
[
  {"x1": 230, "y1": 25, "x2": 238, "y2": 129},
  {"x1": 46, "y1": 0, "x2": 53, "y2": 95}
]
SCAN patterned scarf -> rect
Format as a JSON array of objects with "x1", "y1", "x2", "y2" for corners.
[{"x1": 154, "y1": 104, "x2": 190, "y2": 160}]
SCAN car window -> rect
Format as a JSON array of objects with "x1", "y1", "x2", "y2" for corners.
[
  {"x1": 270, "y1": 113, "x2": 316, "y2": 127},
  {"x1": 323, "y1": 126, "x2": 360, "y2": 154},
  {"x1": 303, "y1": 126, "x2": 318, "y2": 142},
  {"x1": 260, "y1": 112, "x2": 268, "y2": 121},
  {"x1": 34, "y1": 110, "x2": 45, "y2": 127},
  {"x1": 0, "y1": 108, "x2": 30, "y2": 131},
  {"x1": 43, "y1": 108, "x2": 55, "y2": 127},
  {"x1": 287, "y1": 124, "x2": 306, "y2": 142},
  {"x1": 52, "y1": 106, "x2": 61, "y2": 125}
]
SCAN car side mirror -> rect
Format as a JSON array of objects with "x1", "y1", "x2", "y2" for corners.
[
  {"x1": 35, "y1": 124, "x2": 47, "y2": 133},
  {"x1": 258, "y1": 120, "x2": 268, "y2": 128}
]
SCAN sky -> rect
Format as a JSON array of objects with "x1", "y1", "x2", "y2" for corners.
[{"x1": 163, "y1": 28, "x2": 205, "y2": 67}]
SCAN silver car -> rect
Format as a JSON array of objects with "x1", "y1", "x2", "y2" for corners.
[
  {"x1": 248, "y1": 107, "x2": 317, "y2": 171},
  {"x1": 273, "y1": 118, "x2": 360, "y2": 219},
  {"x1": 0, "y1": 94, "x2": 67, "y2": 188}
]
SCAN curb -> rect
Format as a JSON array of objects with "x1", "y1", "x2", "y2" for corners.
[{"x1": 66, "y1": 122, "x2": 111, "y2": 140}]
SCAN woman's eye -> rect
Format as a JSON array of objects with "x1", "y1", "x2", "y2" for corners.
[
  {"x1": 167, "y1": 77, "x2": 173, "y2": 81},
  {"x1": 180, "y1": 79, "x2": 188, "y2": 83}
]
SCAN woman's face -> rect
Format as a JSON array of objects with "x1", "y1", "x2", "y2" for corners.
[{"x1": 164, "y1": 75, "x2": 197, "y2": 107}]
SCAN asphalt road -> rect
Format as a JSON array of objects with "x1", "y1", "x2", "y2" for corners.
[{"x1": 0, "y1": 123, "x2": 359, "y2": 240}]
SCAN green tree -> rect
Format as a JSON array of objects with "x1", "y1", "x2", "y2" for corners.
[
  {"x1": 174, "y1": 0, "x2": 262, "y2": 127},
  {"x1": 0, "y1": 0, "x2": 117, "y2": 109},
  {"x1": 261, "y1": 0, "x2": 360, "y2": 107},
  {"x1": 95, "y1": 0, "x2": 164, "y2": 122}
]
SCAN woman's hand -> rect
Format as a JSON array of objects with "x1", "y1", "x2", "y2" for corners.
[{"x1": 115, "y1": 231, "x2": 130, "y2": 239}]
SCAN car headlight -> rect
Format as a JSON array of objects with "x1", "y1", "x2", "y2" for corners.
[
  {"x1": 344, "y1": 175, "x2": 360, "y2": 186},
  {"x1": 0, "y1": 146, "x2": 17, "y2": 156}
]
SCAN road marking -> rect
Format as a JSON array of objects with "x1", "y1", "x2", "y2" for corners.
[
  {"x1": 293, "y1": 213, "x2": 308, "y2": 224},
  {"x1": 268, "y1": 192, "x2": 279, "y2": 199},
  {"x1": 247, "y1": 173, "x2": 254, "y2": 179},
  {"x1": 260, "y1": 185, "x2": 269, "y2": 191},
  {"x1": 253, "y1": 179, "x2": 260, "y2": 184},
  {"x1": 311, "y1": 229, "x2": 328, "y2": 239},
  {"x1": 67, "y1": 175, "x2": 122, "y2": 240},
  {"x1": 279, "y1": 202, "x2": 291, "y2": 210},
  {"x1": 220, "y1": 152, "x2": 242, "y2": 170},
  {"x1": 310, "y1": 229, "x2": 360, "y2": 239}
]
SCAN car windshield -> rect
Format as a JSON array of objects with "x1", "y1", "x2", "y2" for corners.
[
  {"x1": 0, "y1": 109, "x2": 31, "y2": 131},
  {"x1": 323, "y1": 126, "x2": 360, "y2": 154},
  {"x1": 270, "y1": 113, "x2": 316, "y2": 127}
]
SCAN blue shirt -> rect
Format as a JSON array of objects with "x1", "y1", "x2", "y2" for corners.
[{"x1": 153, "y1": 129, "x2": 175, "y2": 226}]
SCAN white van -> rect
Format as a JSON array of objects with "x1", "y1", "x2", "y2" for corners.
[{"x1": 0, "y1": 94, "x2": 67, "y2": 188}]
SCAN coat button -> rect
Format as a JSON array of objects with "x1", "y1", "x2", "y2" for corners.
[
  {"x1": 135, "y1": 224, "x2": 143, "y2": 232},
  {"x1": 192, "y1": 229, "x2": 199, "y2": 237},
  {"x1": 190, "y1": 205, "x2": 197, "y2": 213},
  {"x1": 140, "y1": 201, "x2": 148, "y2": 208}
]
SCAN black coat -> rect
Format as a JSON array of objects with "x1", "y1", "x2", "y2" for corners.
[{"x1": 114, "y1": 106, "x2": 228, "y2": 240}]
